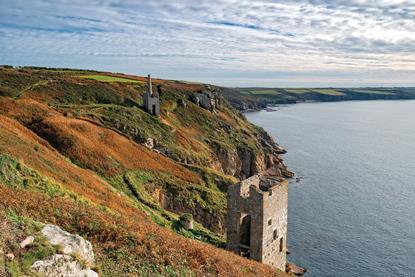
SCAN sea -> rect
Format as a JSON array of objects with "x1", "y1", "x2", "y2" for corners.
[{"x1": 246, "y1": 100, "x2": 415, "y2": 277}]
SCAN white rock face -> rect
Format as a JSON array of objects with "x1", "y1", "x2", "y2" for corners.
[
  {"x1": 31, "y1": 254, "x2": 98, "y2": 277},
  {"x1": 41, "y1": 224, "x2": 95, "y2": 266}
]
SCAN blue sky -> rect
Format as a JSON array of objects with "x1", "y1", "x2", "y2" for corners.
[{"x1": 1, "y1": 0, "x2": 414, "y2": 87}]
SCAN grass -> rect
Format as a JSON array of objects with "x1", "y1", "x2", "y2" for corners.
[
  {"x1": 284, "y1": 89, "x2": 310, "y2": 94},
  {"x1": 31, "y1": 112, "x2": 200, "y2": 182},
  {"x1": 4, "y1": 73, "x2": 248, "y2": 233},
  {"x1": 80, "y1": 75, "x2": 143, "y2": 84},
  {"x1": 350, "y1": 89, "x2": 395, "y2": 95},
  {"x1": 107, "y1": 169, "x2": 226, "y2": 246},
  {"x1": 310, "y1": 89, "x2": 345, "y2": 96},
  {"x1": 1, "y1": 211, "x2": 60, "y2": 276},
  {"x1": 241, "y1": 89, "x2": 281, "y2": 95},
  {"x1": 285, "y1": 88, "x2": 345, "y2": 96},
  {"x1": 0, "y1": 67, "x2": 290, "y2": 276},
  {"x1": 0, "y1": 154, "x2": 69, "y2": 198},
  {"x1": 0, "y1": 183, "x2": 282, "y2": 276}
]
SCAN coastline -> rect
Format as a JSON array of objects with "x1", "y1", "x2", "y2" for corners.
[{"x1": 239, "y1": 98, "x2": 415, "y2": 113}]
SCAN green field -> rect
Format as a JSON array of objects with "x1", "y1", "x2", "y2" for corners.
[
  {"x1": 240, "y1": 89, "x2": 281, "y2": 95},
  {"x1": 311, "y1": 89, "x2": 345, "y2": 96},
  {"x1": 351, "y1": 89, "x2": 394, "y2": 95},
  {"x1": 80, "y1": 74, "x2": 143, "y2": 83},
  {"x1": 286, "y1": 88, "x2": 345, "y2": 96},
  {"x1": 284, "y1": 89, "x2": 310, "y2": 94}
]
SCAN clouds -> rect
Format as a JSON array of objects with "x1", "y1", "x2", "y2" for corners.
[{"x1": 0, "y1": 0, "x2": 414, "y2": 86}]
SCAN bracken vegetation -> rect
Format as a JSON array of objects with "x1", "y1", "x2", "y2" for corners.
[{"x1": 0, "y1": 66, "x2": 289, "y2": 276}]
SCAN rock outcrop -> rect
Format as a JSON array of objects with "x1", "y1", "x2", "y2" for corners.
[
  {"x1": 31, "y1": 224, "x2": 98, "y2": 277},
  {"x1": 286, "y1": 263, "x2": 306, "y2": 276},
  {"x1": 41, "y1": 224, "x2": 95, "y2": 266},
  {"x1": 211, "y1": 142, "x2": 293, "y2": 181},
  {"x1": 32, "y1": 255, "x2": 98, "y2": 277}
]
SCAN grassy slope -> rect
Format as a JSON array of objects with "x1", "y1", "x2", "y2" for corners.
[
  {"x1": 0, "y1": 210, "x2": 63, "y2": 276},
  {"x1": 80, "y1": 74, "x2": 144, "y2": 83},
  {"x1": 0, "y1": 67, "x2": 288, "y2": 276}
]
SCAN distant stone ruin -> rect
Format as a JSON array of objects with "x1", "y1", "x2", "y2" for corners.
[
  {"x1": 142, "y1": 74, "x2": 160, "y2": 116},
  {"x1": 189, "y1": 85, "x2": 221, "y2": 112},
  {"x1": 227, "y1": 174, "x2": 288, "y2": 271}
]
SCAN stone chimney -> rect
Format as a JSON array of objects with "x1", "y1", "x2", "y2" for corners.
[{"x1": 147, "y1": 74, "x2": 153, "y2": 96}]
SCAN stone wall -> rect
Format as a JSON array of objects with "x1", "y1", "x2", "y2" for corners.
[
  {"x1": 143, "y1": 92, "x2": 160, "y2": 116},
  {"x1": 226, "y1": 175, "x2": 288, "y2": 271},
  {"x1": 261, "y1": 179, "x2": 288, "y2": 269}
]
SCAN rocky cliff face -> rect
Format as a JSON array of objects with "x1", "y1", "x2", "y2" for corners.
[
  {"x1": 161, "y1": 112, "x2": 293, "y2": 234},
  {"x1": 217, "y1": 86, "x2": 268, "y2": 112},
  {"x1": 209, "y1": 115, "x2": 293, "y2": 181},
  {"x1": 211, "y1": 141, "x2": 292, "y2": 180}
]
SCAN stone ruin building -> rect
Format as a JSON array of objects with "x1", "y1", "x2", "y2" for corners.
[
  {"x1": 227, "y1": 174, "x2": 288, "y2": 271},
  {"x1": 189, "y1": 85, "x2": 221, "y2": 112},
  {"x1": 142, "y1": 74, "x2": 160, "y2": 116}
]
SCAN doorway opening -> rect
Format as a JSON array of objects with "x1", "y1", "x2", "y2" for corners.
[{"x1": 239, "y1": 213, "x2": 251, "y2": 258}]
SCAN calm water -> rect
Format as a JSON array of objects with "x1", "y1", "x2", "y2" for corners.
[{"x1": 246, "y1": 100, "x2": 415, "y2": 277}]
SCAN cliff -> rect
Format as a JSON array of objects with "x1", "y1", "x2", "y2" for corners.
[{"x1": 0, "y1": 66, "x2": 290, "y2": 276}]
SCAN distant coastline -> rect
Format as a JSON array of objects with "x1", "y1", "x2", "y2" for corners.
[{"x1": 219, "y1": 86, "x2": 415, "y2": 112}]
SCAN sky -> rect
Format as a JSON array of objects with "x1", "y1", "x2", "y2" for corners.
[{"x1": 1, "y1": 0, "x2": 414, "y2": 87}]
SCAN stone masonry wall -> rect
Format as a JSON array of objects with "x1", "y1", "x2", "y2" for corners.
[
  {"x1": 226, "y1": 175, "x2": 288, "y2": 272},
  {"x1": 261, "y1": 180, "x2": 288, "y2": 269}
]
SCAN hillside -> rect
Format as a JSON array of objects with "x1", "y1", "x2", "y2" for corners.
[
  {"x1": 0, "y1": 66, "x2": 291, "y2": 276},
  {"x1": 221, "y1": 87, "x2": 415, "y2": 111}
]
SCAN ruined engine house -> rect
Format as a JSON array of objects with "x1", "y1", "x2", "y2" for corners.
[
  {"x1": 227, "y1": 175, "x2": 288, "y2": 271},
  {"x1": 142, "y1": 74, "x2": 160, "y2": 116}
]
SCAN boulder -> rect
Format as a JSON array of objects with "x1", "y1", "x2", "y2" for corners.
[
  {"x1": 20, "y1": 236, "x2": 34, "y2": 248},
  {"x1": 41, "y1": 224, "x2": 95, "y2": 266},
  {"x1": 286, "y1": 263, "x2": 306, "y2": 276},
  {"x1": 179, "y1": 213, "x2": 194, "y2": 230},
  {"x1": 31, "y1": 254, "x2": 98, "y2": 277},
  {"x1": 144, "y1": 137, "x2": 156, "y2": 149}
]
